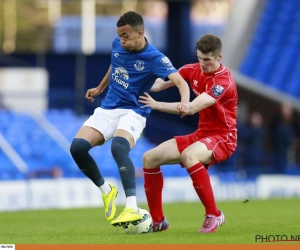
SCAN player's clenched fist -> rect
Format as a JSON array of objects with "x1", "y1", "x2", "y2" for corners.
[
  {"x1": 177, "y1": 103, "x2": 189, "y2": 117},
  {"x1": 85, "y1": 87, "x2": 102, "y2": 102}
]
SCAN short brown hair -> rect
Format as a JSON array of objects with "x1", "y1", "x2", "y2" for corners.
[{"x1": 196, "y1": 34, "x2": 222, "y2": 57}]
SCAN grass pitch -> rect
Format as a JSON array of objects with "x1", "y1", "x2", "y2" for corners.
[{"x1": 0, "y1": 198, "x2": 299, "y2": 244}]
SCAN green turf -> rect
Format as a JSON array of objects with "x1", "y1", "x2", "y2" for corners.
[{"x1": 0, "y1": 198, "x2": 299, "y2": 244}]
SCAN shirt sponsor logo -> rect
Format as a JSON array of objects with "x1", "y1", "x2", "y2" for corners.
[
  {"x1": 212, "y1": 85, "x2": 224, "y2": 97},
  {"x1": 193, "y1": 89, "x2": 200, "y2": 96},
  {"x1": 134, "y1": 60, "x2": 145, "y2": 71},
  {"x1": 160, "y1": 56, "x2": 175, "y2": 70},
  {"x1": 112, "y1": 67, "x2": 129, "y2": 89}
]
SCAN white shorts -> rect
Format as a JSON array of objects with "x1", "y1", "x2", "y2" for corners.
[{"x1": 83, "y1": 107, "x2": 146, "y2": 143}]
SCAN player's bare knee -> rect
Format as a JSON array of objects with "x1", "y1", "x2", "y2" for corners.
[
  {"x1": 143, "y1": 150, "x2": 160, "y2": 168},
  {"x1": 181, "y1": 151, "x2": 195, "y2": 166},
  {"x1": 142, "y1": 151, "x2": 152, "y2": 168},
  {"x1": 181, "y1": 149, "x2": 211, "y2": 166},
  {"x1": 70, "y1": 138, "x2": 90, "y2": 156}
]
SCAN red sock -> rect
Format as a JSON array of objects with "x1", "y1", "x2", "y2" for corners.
[
  {"x1": 143, "y1": 168, "x2": 164, "y2": 222},
  {"x1": 187, "y1": 163, "x2": 219, "y2": 216}
]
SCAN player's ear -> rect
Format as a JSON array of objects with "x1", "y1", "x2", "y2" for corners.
[{"x1": 218, "y1": 53, "x2": 223, "y2": 61}]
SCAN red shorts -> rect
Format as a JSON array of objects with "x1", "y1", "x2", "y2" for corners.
[{"x1": 174, "y1": 130, "x2": 237, "y2": 168}]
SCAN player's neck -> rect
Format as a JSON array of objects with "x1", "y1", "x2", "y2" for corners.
[
  {"x1": 213, "y1": 63, "x2": 221, "y2": 72},
  {"x1": 135, "y1": 38, "x2": 147, "y2": 51}
]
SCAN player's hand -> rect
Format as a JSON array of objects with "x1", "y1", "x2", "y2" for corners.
[
  {"x1": 85, "y1": 87, "x2": 101, "y2": 102},
  {"x1": 177, "y1": 102, "x2": 189, "y2": 117},
  {"x1": 138, "y1": 92, "x2": 159, "y2": 109}
]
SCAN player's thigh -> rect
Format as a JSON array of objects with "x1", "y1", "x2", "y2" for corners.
[
  {"x1": 181, "y1": 141, "x2": 213, "y2": 166},
  {"x1": 75, "y1": 125, "x2": 105, "y2": 147},
  {"x1": 115, "y1": 110, "x2": 146, "y2": 148},
  {"x1": 143, "y1": 139, "x2": 181, "y2": 168},
  {"x1": 77, "y1": 107, "x2": 117, "y2": 146}
]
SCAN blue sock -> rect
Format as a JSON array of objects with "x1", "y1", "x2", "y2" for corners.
[
  {"x1": 111, "y1": 137, "x2": 136, "y2": 197},
  {"x1": 70, "y1": 138, "x2": 104, "y2": 187}
]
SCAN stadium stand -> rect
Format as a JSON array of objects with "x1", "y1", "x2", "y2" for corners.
[
  {"x1": 239, "y1": 0, "x2": 300, "y2": 98},
  {"x1": 0, "y1": 151, "x2": 21, "y2": 180},
  {"x1": 0, "y1": 110, "x2": 79, "y2": 179},
  {"x1": 0, "y1": 109, "x2": 186, "y2": 180}
]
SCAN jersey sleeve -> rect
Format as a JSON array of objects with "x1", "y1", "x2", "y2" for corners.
[
  {"x1": 178, "y1": 65, "x2": 191, "y2": 83},
  {"x1": 152, "y1": 54, "x2": 177, "y2": 80},
  {"x1": 112, "y1": 37, "x2": 119, "y2": 48}
]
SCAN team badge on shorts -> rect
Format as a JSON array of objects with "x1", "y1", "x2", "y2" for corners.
[
  {"x1": 134, "y1": 60, "x2": 145, "y2": 71},
  {"x1": 212, "y1": 85, "x2": 224, "y2": 97}
]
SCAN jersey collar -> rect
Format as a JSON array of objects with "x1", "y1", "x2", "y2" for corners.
[{"x1": 131, "y1": 37, "x2": 149, "y2": 53}]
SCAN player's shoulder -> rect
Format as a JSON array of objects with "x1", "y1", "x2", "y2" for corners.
[
  {"x1": 112, "y1": 37, "x2": 120, "y2": 44},
  {"x1": 112, "y1": 37, "x2": 122, "y2": 50},
  {"x1": 213, "y1": 65, "x2": 236, "y2": 90},
  {"x1": 214, "y1": 64, "x2": 232, "y2": 76},
  {"x1": 146, "y1": 43, "x2": 164, "y2": 57},
  {"x1": 213, "y1": 65, "x2": 234, "y2": 81},
  {"x1": 145, "y1": 44, "x2": 175, "y2": 68}
]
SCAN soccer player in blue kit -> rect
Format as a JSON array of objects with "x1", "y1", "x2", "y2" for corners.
[{"x1": 70, "y1": 11, "x2": 190, "y2": 227}]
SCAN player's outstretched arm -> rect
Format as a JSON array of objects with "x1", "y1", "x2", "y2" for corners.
[
  {"x1": 139, "y1": 92, "x2": 185, "y2": 115},
  {"x1": 150, "y1": 78, "x2": 174, "y2": 92},
  {"x1": 167, "y1": 72, "x2": 190, "y2": 116},
  {"x1": 139, "y1": 92, "x2": 215, "y2": 115},
  {"x1": 167, "y1": 72, "x2": 190, "y2": 103},
  {"x1": 85, "y1": 65, "x2": 112, "y2": 102},
  {"x1": 188, "y1": 93, "x2": 216, "y2": 114}
]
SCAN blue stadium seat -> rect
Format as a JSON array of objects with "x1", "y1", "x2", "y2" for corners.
[
  {"x1": 239, "y1": 0, "x2": 300, "y2": 98},
  {"x1": 0, "y1": 151, "x2": 25, "y2": 180}
]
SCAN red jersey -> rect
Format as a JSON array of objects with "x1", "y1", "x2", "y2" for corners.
[{"x1": 179, "y1": 63, "x2": 238, "y2": 135}]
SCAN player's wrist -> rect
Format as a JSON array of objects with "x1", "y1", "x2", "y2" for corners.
[{"x1": 156, "y1": 102, "x2": 163, "y2": 111}]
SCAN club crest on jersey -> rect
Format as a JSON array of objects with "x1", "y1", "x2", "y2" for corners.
[
  {"x1": 160, "y1": 57, "x2": 175, "y2": 70},
  {"x1": 134, "y1": 60, "x2": 145, "y2": 71},
  {"x1": 212, "y1": 85, "x2": 224, "y2": 97}
]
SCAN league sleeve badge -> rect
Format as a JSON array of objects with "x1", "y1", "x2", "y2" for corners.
[
  {"x1": 212, "y1": 85, "x2": 224, "y2": 97},
  {"x1": 160, "y1": 56, "x2": 175, "y2": 70}
]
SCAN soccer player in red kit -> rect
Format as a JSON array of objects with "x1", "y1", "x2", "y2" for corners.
[{"x1": 139, "y1": 33, "x2": 238, "y2": 233}]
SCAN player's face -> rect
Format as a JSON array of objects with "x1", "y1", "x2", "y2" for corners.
[
  {"x1": 117, "y1": 25, "x2": 144, "y2": 51},
  {"x1": 197, "y1": 50, "x2": 222, "y2": 73}
]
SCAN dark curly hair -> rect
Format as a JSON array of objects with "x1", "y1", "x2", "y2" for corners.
[
  {"x1": 117, "y1": 11, "x2": 144, "y2": 30},
  {"x1": 196, "y1": 34, "x2": 222, "y2": 57}
]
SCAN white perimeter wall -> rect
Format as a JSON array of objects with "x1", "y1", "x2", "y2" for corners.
[{"x1": 1, "y1": 175, "x2": 300, "y2": 212}]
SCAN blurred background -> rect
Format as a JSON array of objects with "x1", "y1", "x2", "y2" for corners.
[{"x1": 0, "y1": 0, "x2": 300, "y2": 211}]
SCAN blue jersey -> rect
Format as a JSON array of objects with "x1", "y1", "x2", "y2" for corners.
[{"x1": 101, "y1": 37, "x2": 177, "y2": 118}]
